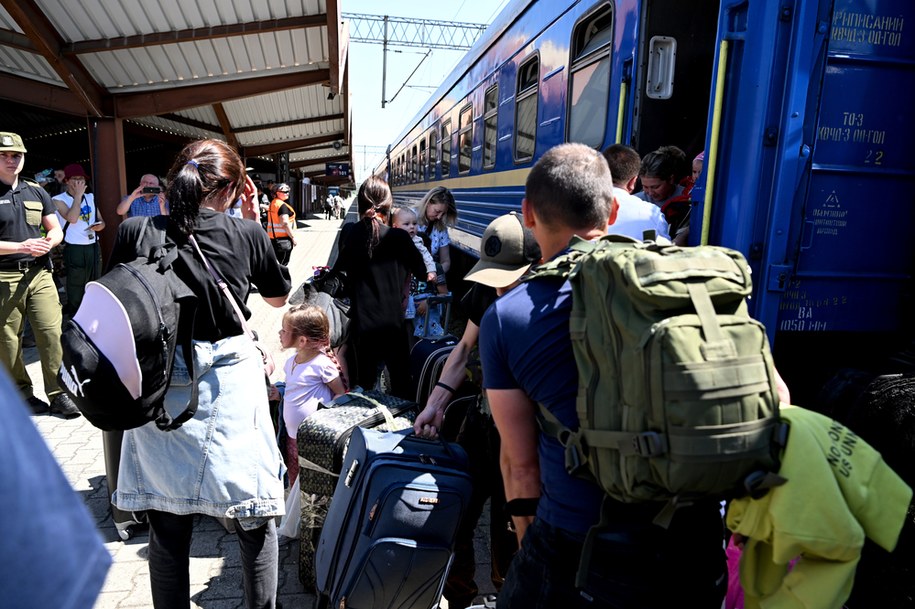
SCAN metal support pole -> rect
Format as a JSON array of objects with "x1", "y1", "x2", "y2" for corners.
[{"x1": 381, "y1": 15, "x2": 389, "y2": 108}]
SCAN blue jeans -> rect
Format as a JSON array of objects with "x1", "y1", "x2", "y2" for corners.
[
  {"x1": 148, "y1": 510, "x2": 278, "y2": 609},
  {"x1": 499, "y1": 512, "x2": 726, "y2": 609}
]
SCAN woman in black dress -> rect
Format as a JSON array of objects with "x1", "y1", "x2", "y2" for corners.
[{"x1": 332, "y1": 176, "x2": 426, "y2": 397}]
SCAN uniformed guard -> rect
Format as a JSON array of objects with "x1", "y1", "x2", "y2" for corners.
[{"x1": 0, "y1": 132, "x2": 80, "y2": 417}]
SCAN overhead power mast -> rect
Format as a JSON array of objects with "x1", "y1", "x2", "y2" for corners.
[{"x1": 343, "y1": 13, "x2": 487, "y2": 107}]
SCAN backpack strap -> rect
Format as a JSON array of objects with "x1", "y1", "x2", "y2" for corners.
[
  {"x1": 133, "y1": 215, "x2": 151, "y2": 256},
  {"x1": 537, "y1": 403, "x2": 609, "y2": 478},
  {"x1": 524, "y1": 235, "x2": 597, "y2": 282},
  {"x1": 188, "y1": 234, "x2": 257, "y2": 342},
  {"x1": 140, "y1": 217, "x2": 199, "y2": 432}
]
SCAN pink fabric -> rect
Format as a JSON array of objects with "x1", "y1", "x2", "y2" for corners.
[
  {"x1": 285, "y1": 436, "x2": 298, "y2": 487},
  {"x1": 725, "y1": 537, "x2": 744, "y2": 609},
  {"x1": 725, "y1": 536, "x2": 799, "y2": 609}
]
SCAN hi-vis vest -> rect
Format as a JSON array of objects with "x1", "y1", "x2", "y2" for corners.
[{"x1": 267, "y1": 199, "x2": 295, "y2": 240}]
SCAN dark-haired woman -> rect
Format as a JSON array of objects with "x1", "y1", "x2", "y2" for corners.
[
  {"x1": 331, "y1": 176, "x2": 426, "y2": 397},
  {"x1": 634, "y1": 147, "x2": 686, "y2": 207},
  {"x1": 111, "y1": 139, "x2": 291, "y2": 609}
]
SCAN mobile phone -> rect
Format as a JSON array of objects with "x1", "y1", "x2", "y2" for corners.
[
  {"x1": 142, "y1": 186, "x2": 162, "y2": 194},
  {"x1": 89, "y1": 221, "x2": 103, "y2": 227}
]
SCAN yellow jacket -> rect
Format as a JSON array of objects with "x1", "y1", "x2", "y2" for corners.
[{"x1": 726, "y1": 405, "x2": 911, "y2": 609}]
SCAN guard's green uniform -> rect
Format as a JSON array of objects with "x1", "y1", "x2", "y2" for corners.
[{"x1": 0, "y1": 176, "x2": 64, "y2": 401}]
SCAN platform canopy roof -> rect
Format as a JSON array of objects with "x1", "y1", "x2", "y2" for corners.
[{"x1": 0, "y1": 0, "x2": 352, "y2": 186}]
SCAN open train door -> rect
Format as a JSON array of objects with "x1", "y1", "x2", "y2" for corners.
[{"x1": 693, "y1": 0, "x2": 915, "y2": 401}]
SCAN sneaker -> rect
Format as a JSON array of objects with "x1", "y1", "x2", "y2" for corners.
[
  {"x1": 49, "y1": 394, "x2": 81, "y2": 419},
  {"x1": 26, "y1": 395, "x2": 49, "y2": 415}
]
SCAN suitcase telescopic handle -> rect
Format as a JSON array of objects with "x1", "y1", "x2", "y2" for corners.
[{"x1": 406, "y1": 431, "x2": 462, "y2": 464}]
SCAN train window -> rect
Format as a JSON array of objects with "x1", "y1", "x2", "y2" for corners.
[
  {"x1": 568, "y1": 4, "x2": 613, "y2": 148},
  {"x1": 572, "y1": 4, "x2": 613, "y2": 60},
  {"x1": 429, "y1": 128, "x2": 438, "y2": 179},
  {"x1": 419, "y1": 138, "x2": 427, "y2": 181},
  {"x1": 411, "y1": 144, "x2": 418, "y2": 183},
  {"x1": 442, "y1": 120, "x2": 452, "y2": 177},
  {"x1": 514, "y1": 55, "x2": 539, "y2": 161},
  {"x1": 483, "y1": 85, "x2": 498, "y2": 168},
  {"x1": 458, "y1": 105, "x2": 473, "y2": 173}
]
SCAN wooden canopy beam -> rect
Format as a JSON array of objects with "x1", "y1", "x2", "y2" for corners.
[
  {"x1": 114, "y1": 69, "x2": 330, "y2": 119},
  {"x1": 233, "y1": 112, "x2": 344, "y2": 133},
  {"x1": 0, "y1": 0, "x2": 110, "y2": 116},
  {"x1": 63, "y1": 14, "x2": 327, "y2": 54},
  {"x1": 0, "y1": 71, "x2": 86, "y2": 115},
  {"x1": 290, "y1": 153, "x2": 350, "y2": 170},
  {"x1": 212, "y1": 103, "x2": 238, "y2": 149},
  {"x1": 247, "y1": 132, "x2": 343, "y2": 157}
]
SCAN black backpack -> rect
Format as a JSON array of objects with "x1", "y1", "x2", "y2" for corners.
[{"x1": 58, "y1": 216, "x2": 198, "y2": 431}]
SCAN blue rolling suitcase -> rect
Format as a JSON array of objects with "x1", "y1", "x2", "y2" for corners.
[{"x1": 314, "y1": 427, "x2": 473, "y2": 609}]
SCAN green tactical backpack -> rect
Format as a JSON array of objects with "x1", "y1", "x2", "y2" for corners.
[{"x1": 529, "y1": 235, "x2": 785, "y2": 527}]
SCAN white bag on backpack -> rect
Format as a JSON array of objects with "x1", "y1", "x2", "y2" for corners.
[{"x1": 70, "y1": 283, "x2": 142, "y2": 399}]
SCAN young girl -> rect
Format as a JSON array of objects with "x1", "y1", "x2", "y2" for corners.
[
  {"x1": 277, "y1": 304, "x2": 347, "y2": 486},
  {"x1": 417, "y1": 186, "x2": 457, "y2": 293}
]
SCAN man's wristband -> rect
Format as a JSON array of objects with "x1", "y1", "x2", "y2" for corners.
[
  {"x1": 435, "y1": 381, "x2": 456, "y2": 394},
  {"x1": 505, "y1": 497, "x2": 539, "y2": 516}
]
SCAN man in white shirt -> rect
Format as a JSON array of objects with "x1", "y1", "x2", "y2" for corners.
[{"x1": 602, "y1": 144, "x2": 670, "y2": 242}]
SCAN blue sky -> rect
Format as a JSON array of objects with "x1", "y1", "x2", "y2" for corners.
[{"x1": 343, "y1": 1, "x2": 511, "y2": 179}]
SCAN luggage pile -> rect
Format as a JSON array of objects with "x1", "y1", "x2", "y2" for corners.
[{"x1": 291, "y1": 288, "x2": 481, "y2": 607}]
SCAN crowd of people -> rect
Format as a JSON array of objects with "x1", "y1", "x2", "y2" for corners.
[
  {"x1": 0, "y1": 128, "x2": 705, "y2": 607},
  {"x1": 6, "y1": 127, "x2": 906, "y2": 609}
]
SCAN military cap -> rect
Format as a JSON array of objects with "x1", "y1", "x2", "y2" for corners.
[{"x1": 0, "y1": 132, "x2": 26, "y2": 153}]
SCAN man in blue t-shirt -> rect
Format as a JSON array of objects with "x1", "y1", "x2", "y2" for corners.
[{"x1": 480, "y1": 143, "x2": 726, "y2": 608}]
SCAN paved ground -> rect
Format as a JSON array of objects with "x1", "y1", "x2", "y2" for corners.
[{"x1": 25, "y1": 206, "x2": 494, "y2": 609}]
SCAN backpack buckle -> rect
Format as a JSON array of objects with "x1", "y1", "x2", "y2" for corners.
[
  {"x1": 742, "y1": 470, "x2": 788, "y2": 500},
  {"x1": 632, "y1": 432, "x2": 667, "y2": 457},
  {"x1": 564, "y1": 443, "x2": 587, "y2": 476}
]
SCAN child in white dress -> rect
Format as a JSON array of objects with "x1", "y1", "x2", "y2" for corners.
[{"x1": 276, "y1": 304, "x2": 346, "y2": 486}]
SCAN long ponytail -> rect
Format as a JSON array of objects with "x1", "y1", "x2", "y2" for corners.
[
  {"x1": 166, "y1": 139, "x2": 246, "y2": 235},
  {"x1": 356, "y1": 176, "x2": 393, "y2": 258}
]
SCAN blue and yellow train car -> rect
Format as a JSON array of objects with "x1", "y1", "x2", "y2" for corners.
[{"x1": 378, "y1": 0, "x2": 915, "y2": 401}]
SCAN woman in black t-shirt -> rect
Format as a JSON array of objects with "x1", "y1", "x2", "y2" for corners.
[
  {"x1": 110, "y1": 139, "x2": 291, "y2": 609},
  {"x1": 332, "y1": 176, "x2": 426, "y2": 397}
]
